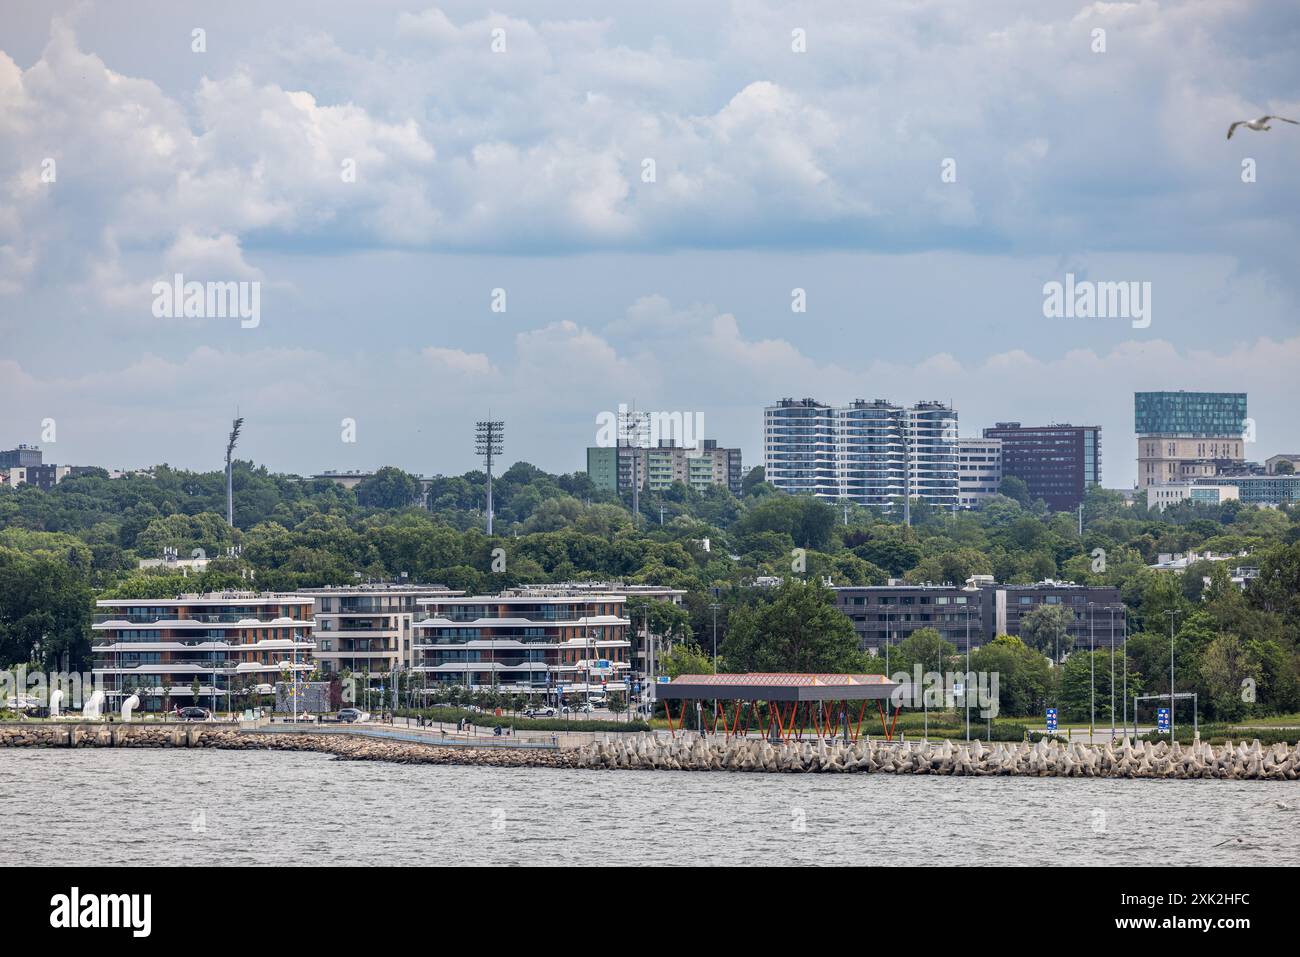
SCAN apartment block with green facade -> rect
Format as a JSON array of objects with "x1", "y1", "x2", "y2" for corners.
[{"x1": 586, "y1": 440, "x2": 742, "y2": 495}]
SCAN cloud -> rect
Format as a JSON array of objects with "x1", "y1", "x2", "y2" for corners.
[{"x1": 4, "y1": 1, "x2": 1297, "y2": 301}]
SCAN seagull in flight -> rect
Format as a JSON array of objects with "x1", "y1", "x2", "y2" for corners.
[{"x1": 1227, "y1": 115, "x2": 1298, "y2": 139}]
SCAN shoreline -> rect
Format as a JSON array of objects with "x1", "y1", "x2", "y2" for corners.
[{"x1": 4, "y1": 723, "x2": 1299, "y2": 779}]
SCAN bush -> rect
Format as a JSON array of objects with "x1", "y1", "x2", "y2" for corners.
[{"x1": 1138, "y1": 725, "x2": 1298, "y2": 747}]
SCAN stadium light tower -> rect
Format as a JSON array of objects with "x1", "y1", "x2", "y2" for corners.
[
  {"x1": 225, "y1": 416, "x2": 244, "y2": 527},
  {"x1": 476, "y1": 419, "x2": 505, "y2": 535},
  {"x1": 619, "y1": 407, "x2": 650, "y2": 526}
]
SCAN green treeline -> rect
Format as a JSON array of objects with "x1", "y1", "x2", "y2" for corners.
[{"x1": 2, "y1": 461, "x2": 1298, "y2": 721}]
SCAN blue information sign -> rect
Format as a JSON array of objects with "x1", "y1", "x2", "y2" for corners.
[
  {"x1": 1046, "y1": 707, "x2": 1057, "y2": 732},
  {"x1": 1157, "y1": 707, "x2": 1170, "y2": 731}
]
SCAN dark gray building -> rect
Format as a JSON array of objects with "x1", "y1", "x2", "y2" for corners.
[
  {"x1": 0, "y1": 445, "x2": 43, "y2": 469},
  {"x1": 834, "y1": 580, "x2": 1123, "y2": 655}
]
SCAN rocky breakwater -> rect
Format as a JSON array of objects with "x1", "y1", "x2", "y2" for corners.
[
  {"x1": 577, "y1": 733, "x2": 1300, "y2": 780},
  {"x1": 0, "y1": 723, "x2": 580, "y2": 769}
]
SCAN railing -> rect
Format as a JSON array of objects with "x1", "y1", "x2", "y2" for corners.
[{"x1": 94, "y1": 612, "x2": 311, "y2": 625}]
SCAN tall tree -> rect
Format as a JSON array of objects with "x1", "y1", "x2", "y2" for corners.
[{"x1": 721, "y1": 579, "x2": 866, "y2": 673}]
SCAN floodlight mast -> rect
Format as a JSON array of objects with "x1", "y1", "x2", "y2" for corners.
[{"x1": 475, "y1": 420, "x2": 505, "y2": 534}]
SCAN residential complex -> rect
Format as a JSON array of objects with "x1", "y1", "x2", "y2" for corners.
[
  {"x1": 92, "y1": 592, "x2": 315, "y2": 712},
  {"x1": 586, "y1": 439, "x2": 743, "y2": 495},
  {"x1": 957, "y1": 437, "x2": 1003, "y2": 508},
  {"x1": 298, "y1": 583, "x2": 463, "y2": 678},
  {"x1": 411, "y1": 590, "x2": 632, "y2": 698},
  {"x1": 764, "y1": 398, "x2": 958, "y2": 509},
  {"x1": 980, "y1": 423, "x2": 1100, "y2": 511},
  {"x1": 1135, "y1": 391, "x2": 1247, "y2": 490},
  {"x1": 833, "y1": 580, "x2": 1123, "y2": 654}
]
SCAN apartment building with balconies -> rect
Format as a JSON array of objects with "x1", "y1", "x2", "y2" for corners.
[
  {"x1": 92, "y1": 592, "x2": 315, "y2": 711},
  {"x1": 298, "y1": 583, "x2": 463, "y2": 679},
  {"x1": 411, "y1": 592, "x2": 631, "y2": 698}
]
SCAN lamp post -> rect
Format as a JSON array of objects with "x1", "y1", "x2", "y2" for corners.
[
  {"x1": 1164, "y1": 609, "x2": 1181, "y2": 740},
  {"x1": 964, "y1": 605, "x2": 972, "y2": 742},
  {"x1": 1122, "y1": 611, "x2": 1129, "y2": 740},
  {"x1": 709, "y1": 602, "x2": 720, "y2": 668},
  {"x1": 1108, "y1": 605, "x2": 1116, "y2": 741},
  {"x1": 1088, "y1": 603, "x2": 1095, "y2": 742}
]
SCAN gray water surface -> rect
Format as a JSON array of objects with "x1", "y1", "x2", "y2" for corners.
[{"x1": 2, "y1": 749, "x2": 1295, "y2": 866}]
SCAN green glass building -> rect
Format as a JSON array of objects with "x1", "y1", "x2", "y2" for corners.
[{"x1": 1134, "y1": 391, "x2": 1247, "y2": 437}]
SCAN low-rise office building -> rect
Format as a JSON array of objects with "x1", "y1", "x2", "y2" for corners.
[
  {"x1": 833, "y1": 580, "x2": 1123, "y2": 655},
  {"x1": 92, "y1": 592, "x2": 315, "y2": 712},
  {"x1": 1196, "y1": 474, "x2": 1300, "y2": 506},
  {"x1": 1147, "y1": 482, "x2": 1240, "y2": 511}
]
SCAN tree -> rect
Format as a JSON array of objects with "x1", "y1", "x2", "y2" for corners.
[
  {"x1": 890, "y1": 627, "x2": 956, "y2": 680},
  {"x1": 659, "y1": 642, "x2": 714, "y2": 678},
  {"x1": 721, "y1": 579, "x2": 867, "y2": 673},
  {"x1": 999, "y1": 476, "x2": 1031, "y2": 506},
  {"x1": 969, "y1": 635, "x2": 1053, "y2": 718},
  {"x1": 1058, "y1": 649, "x2": 1118, "y2": 724},
  {"x1": 355, "y1": 467, "x2": 423, "y2": 509},
  {"x1": 1019, "y1": 604, "x2": 1075, "y2": 663},
  {"x1": 1199, "y1": 633, "x2": 1260, "y2": 721}
]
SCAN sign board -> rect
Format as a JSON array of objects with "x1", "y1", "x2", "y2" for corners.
[
  {"x1": 1046, "y1": 707, "x2": 1057, "y2": 732},
  {"x1": 656, "y1": 675, "x2": 671, "y2": 684},
  {"x1": 1157, "y1": 707, "x2": 1170, "y2": 732}
]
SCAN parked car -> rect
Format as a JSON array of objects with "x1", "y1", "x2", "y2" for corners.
[
  {"x1": 178, "y1": 707, "x2": 210, "y2": 721},
  {"x1": 523, "y1": 707, "x2": 556, "y2": 718},
  {"x1": 337, "y1": 708, "x2": 369, "y2": 723},
  {"x1": 563, "y1": 703, "x2": 594, "y2": 715}
]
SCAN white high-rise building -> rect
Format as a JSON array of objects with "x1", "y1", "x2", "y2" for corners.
[
  {"x1": 764, "y1": 398, "x2": 958, "y2": 509},
  {"x1": 958, "y1": 437, "x2": 1003, "y2": 507}
]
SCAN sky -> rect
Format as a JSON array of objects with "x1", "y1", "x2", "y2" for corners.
[{"x1": 1, "y1": 0, "x2": 1298, "y2": 488}]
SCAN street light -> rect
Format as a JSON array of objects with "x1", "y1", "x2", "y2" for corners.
[
  {"x1": 1088, "y1": 603, "x2": 1095, "y2": 741},
  {"x1": 1122, "y1": 610, "x2": 1129, "y2": 740},
  {"x1": 1108, "y1": 605, "x2": 1116, "y2": 741},
  {"x1": 1164, "y1": 608, "x2": 1181, "y2": 740},
  {"x1": 709, "y1": 602, "x2": 720, "y2": 667},
  {"x1": 964, "y1": 605, "x2": 972, "y2": 742}
]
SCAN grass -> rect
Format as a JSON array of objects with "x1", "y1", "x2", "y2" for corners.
[{"x1": 1228, "y1": 713, "x2": 1300, "y2": 728}]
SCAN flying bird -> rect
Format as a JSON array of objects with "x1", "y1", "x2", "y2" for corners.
[{"x1": 1227, "y1": 115, "x2": 1299, "y2": 139}]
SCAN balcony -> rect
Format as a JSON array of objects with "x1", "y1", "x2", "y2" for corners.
[{"x1": 94, "y1": 611, "x2": 312, "y2": 625}]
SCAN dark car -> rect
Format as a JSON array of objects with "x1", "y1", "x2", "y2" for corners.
[
  {"x1": 337, "y1": 707, "x2": 368, "y2": 723},
  {"x1": 178, "y1": 707, "x2": 210, "y2": 721}
]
